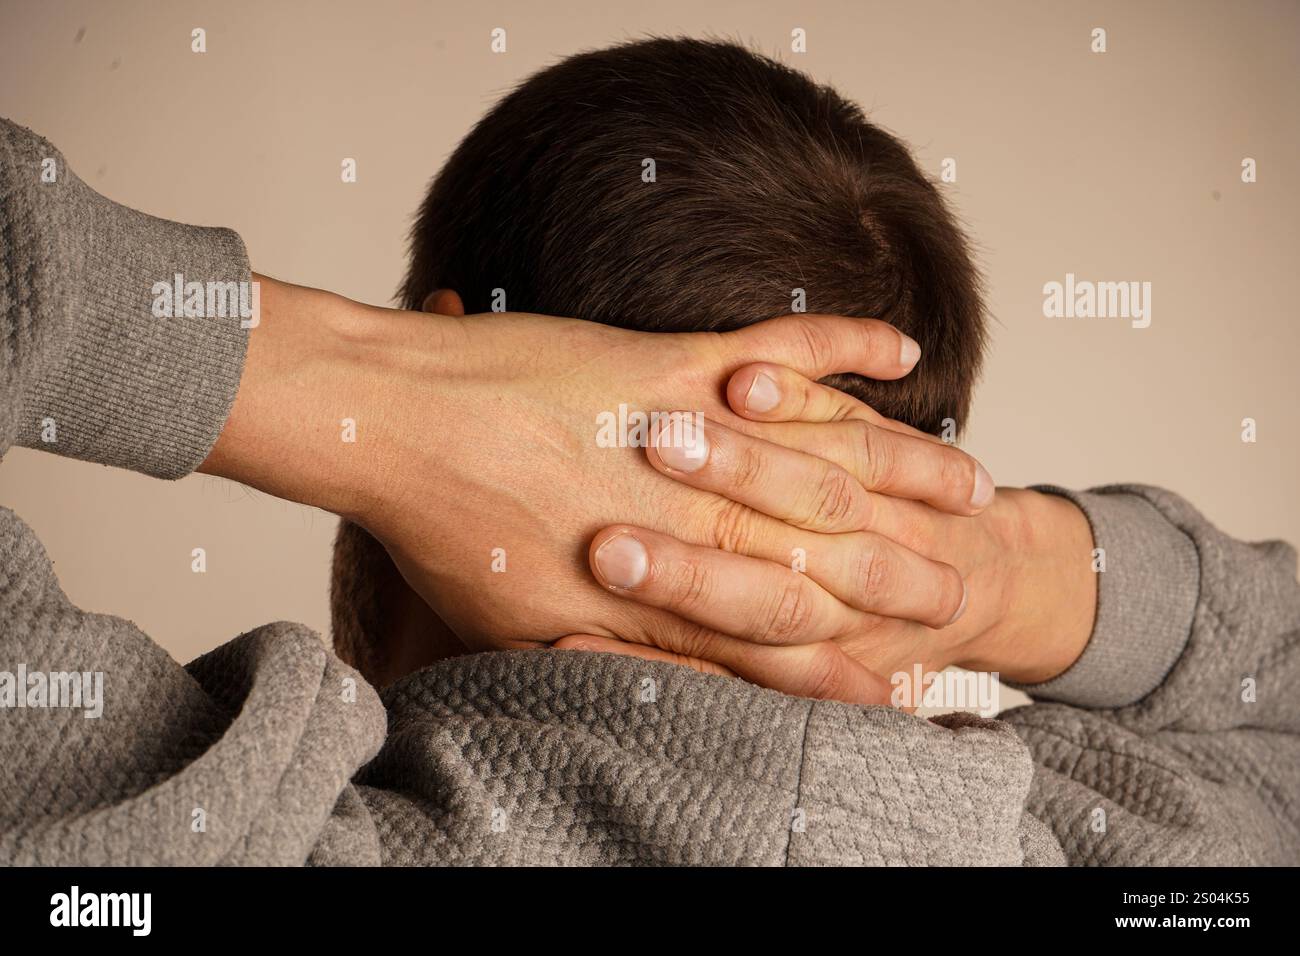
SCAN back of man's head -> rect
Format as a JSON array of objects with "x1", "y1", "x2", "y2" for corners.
[
  {"x1": 402, "y1": 36, "x2": 985, "y2": 432},
  {"x1": 332, "y1": 37, "x2": 987, "y2": 683}
]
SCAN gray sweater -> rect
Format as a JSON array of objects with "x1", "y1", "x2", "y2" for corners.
[{"x1": 1, "y1": 117, "x2": 1297, "y2": 866}]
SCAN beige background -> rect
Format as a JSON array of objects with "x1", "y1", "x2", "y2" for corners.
[{"x1": 0, "y1": 0, "x2": 1296, "y2": 690}]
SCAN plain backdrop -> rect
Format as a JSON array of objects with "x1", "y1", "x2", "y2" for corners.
[{"x1": 1, "y1": 1, "x2": 1296, "y2": 715}]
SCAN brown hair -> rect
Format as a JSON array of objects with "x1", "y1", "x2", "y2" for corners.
[{"x1": 333, "y1": 37, "x2": 986, "y2": 683}]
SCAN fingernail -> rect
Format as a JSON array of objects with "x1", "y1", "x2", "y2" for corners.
[
  {"x1": 594, "y1": 534, "x2": 648, "y2": 589},
  {"x1": 947, "y1": 582, "x2": 969, "y2": 626},
  {"x1": 898, "y1": 334, "x2": 921, "y2": 369},
  {"x1": 653, "y1": 416, "x2": 709, "y2": 472},
  {"x1": 744, "y1": 372, "x2": 781, "y2": 413},
  {"x1": 970, "y1": 463, "x2": 995, "y2": 510}
]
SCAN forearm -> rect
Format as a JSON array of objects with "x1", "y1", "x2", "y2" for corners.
[{"x1": 199, "y1": 275, "x2": 409, "y2": 521}]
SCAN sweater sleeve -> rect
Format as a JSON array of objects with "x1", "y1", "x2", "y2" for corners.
[
  {"x1": 0, "y1": 116, "x2": 249, "y2": 479},
  {"x1": 1002, "y1": 485, "x2": 1300, "y2": 864},
  {"x1": 1013, "y1": 485, "x2": 1200, "y2": 708}
]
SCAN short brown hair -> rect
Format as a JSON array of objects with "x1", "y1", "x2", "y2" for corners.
[{"x1": 333, "y1": 38, "x2": 986, "y2": 683}]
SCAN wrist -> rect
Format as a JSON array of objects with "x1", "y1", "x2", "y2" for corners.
[
  {"x1": 199, "y1": 275, "x2": 448, "y2": 523},
  {"x1": 954, "y1": 488, "x2": 1096, "y2": 683}
]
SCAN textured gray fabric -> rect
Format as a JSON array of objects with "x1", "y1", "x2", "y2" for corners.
[
  {"x1": 1005, "y1": 485, "x2": 1300, "y2": 865},
  {"x1": 0, "y1": 118, "x2": 249, "y2": 479},
  {"x1": 1018, "y1": 485, "x2": 1200, "y2": 708},
  {"x1": 355, "y1": 653, "x2": 1033, "y2": 865},
  {"x1": 4, "y1": 485, "x2": 1297, "y2": 866},
  {"x1": 2, "y1": 116, "x2": 1298, "y2": 866},
  {"x1": 0, "y1": 539, "x2": 386, "y2": 865}
]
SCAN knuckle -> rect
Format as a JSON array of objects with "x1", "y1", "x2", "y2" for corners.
[
  {"x1": 940, "y1": 450, "x2": 976, "y2": 505},
  {"x1": 802, "y1": 643, "x2": 848, "y2": 701},
  {"x1": 672, "y1": 623, "x2": 719, "y2": 661},
  {"x1": 810, "y1": 466, "x2": 859, "y2": 530},
  {"x1": 796, "y1": 318, "x2": 836, "y2": 370},
  {"x1": 665, "y1": 557, "x2": 712, "y2": 610},
  {"x1": 842, "y1": 420, "x2": 873, "y2": 481},
  {"x1": 859, "y1": 422, "x2": 895, "y2": 490},
  {"x1": 765, "y1": 579, "x2": 816, "y2": 643},
  {"x1": 856, "y1": 537, "x2": 893, "y2": 607},
  {"x1": 709, "y1": 499, "x2": 754, "y2": 554},
  {"x1": 829, "y1": 399, "x2": 856, "y2": 423},
  {"x1": 855, "y1": 320, "x2": 878, "y2": 357},
  {"x1": 730, "y1": 441, "x2": 767, "y2": 494},
  {"x1": 940, "y1": 566, "x2": 967, "y2": 624}
]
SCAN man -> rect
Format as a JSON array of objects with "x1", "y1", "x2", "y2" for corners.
[
  {"x1": 326, "y1": 39, "x2": 1299, "y2": 865},
  {"x1": 2, "y1": 39, "x2": 1296, "y2": 866},
  {"x1": 326, "y1": 37, "x2": 1108, "y2": 697},
  {"x1": 0, "y1": 84, "x2": 996, "y2": 860}
]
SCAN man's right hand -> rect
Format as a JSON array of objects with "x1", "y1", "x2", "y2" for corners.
[{"x1": 559, "y1": 367, "x2": 1098, "y2": 706}]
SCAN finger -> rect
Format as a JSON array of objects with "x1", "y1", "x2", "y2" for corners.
[
  {"x1": 557, "y1": 633, "x2": 895, "y2": 707},
  {"x1": 680, "y1": 496, "x2": 968, "y2": 626},
  {"x1": 649, "y1": 413, "x2": 994, "y2": 522},
  {"x1": 840, "y1": 422, "x2": 994, "y2": 515},
  {"x1": 647, "y1": 413, "x2": 876, "y2": 533},
  {"x1": 588, "y1": 525, "x2": 859, "y2": 646},
  {"x1": 728, "y1": 361, "x2": 888, "y2": 424},
  {"x1": 727, "y1": 362, "x2": 949, "y2": 445},
  {"x1": 751, "y1": 418, "x2": 996, "y2": 516},
  {"x1": 714, "y1": 314, "x2": 921, "y2": 382},
  {"x1": 714, "y1": 424, "x2": 982, "y2": 546},
  {"x1": 593, "y1": 521, "x2": 965, "y2": 633},
  {"x1": 779, "y1": 530, "x2": 967, "y2": 628}
]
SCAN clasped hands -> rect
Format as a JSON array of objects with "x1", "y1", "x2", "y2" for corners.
[
  {"x1": 553, "y1": 341, "x2": 1094, "y2": 705},
  {"x1": 206, "y1": 278, "x2": 1096, "y2": 706}
]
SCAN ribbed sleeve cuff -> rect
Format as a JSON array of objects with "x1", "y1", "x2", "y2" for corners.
[
  {"x1": 12, "y1": 138, "x2": 250, "y2": 479},
  {"x1": 1011, "y1": 486, "x2": 1200, "y2": 709}
]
